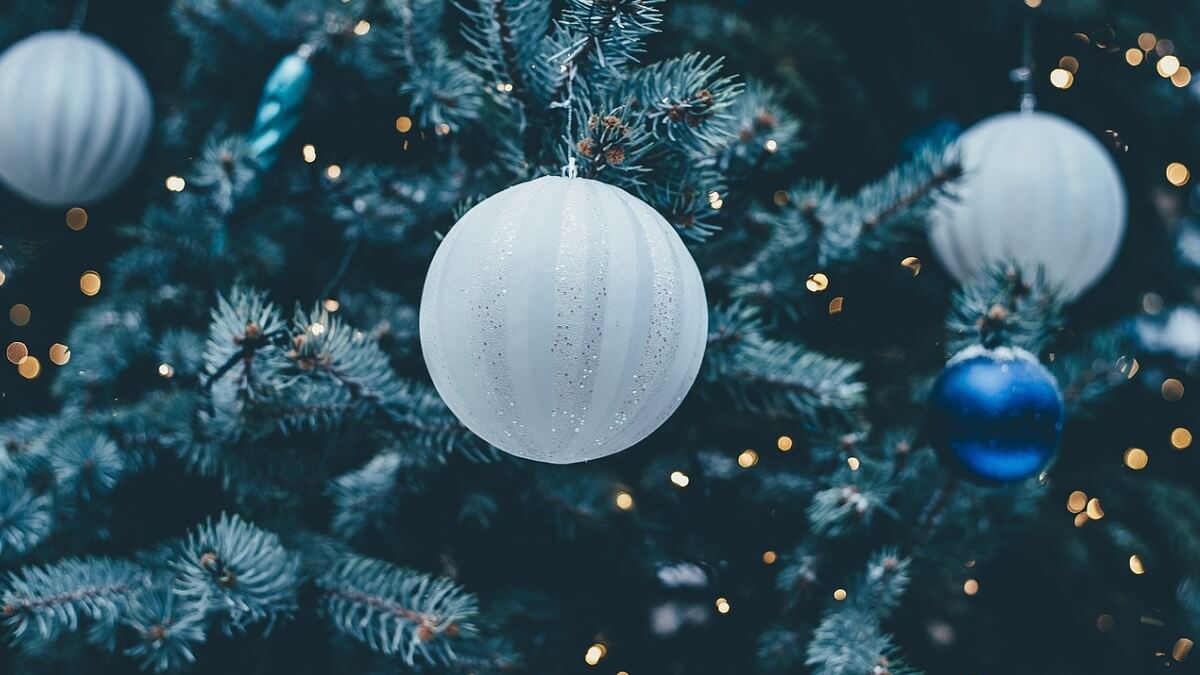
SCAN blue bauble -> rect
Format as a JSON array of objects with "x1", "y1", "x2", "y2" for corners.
[
  {"x1": 247, "y1": 47, "x2": 313, "y2": 169},
  {"x1": 926, "y1": 346, "x2": 1063, "y2": 484}
]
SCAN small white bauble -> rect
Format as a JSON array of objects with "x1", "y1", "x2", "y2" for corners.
[
  {"x1": 929, "y1": 110, "x2": 1126, "y2": 299},
  {"x1": 0, "y1": 31, "x2": 153, "y2": 206},
  {"x1": 420, "y1": 176, "x2": 708, "y2": 464}
]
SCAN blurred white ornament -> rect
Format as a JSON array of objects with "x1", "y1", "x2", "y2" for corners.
[
  {"x1": 420, "y1": 176, "x2": 708, "y2": 464},
  {"x1": 929, "y1": 110, "x2": 1126, "y2": 299},
  {"x1": 0, "y1": 31, "x2": 152, "y2": 206},
  {"x1": 1137, "y1": 306, "x2": 1200, "y2": 359}
]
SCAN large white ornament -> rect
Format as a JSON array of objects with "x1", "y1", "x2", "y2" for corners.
[
  {"x1": 0, "y1": 31, "x2": 153, "y2": 206},
  {"x1": 420, "y1": 176, "x2": 708, "y2": 464},
  {"x1": 929, "y1": 110, "x2": 1126, "y2": 299}
]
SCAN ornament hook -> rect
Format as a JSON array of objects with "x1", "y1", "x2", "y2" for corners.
[{"x1": 562, "y1": 156, "x2": 578, "y2": 179}]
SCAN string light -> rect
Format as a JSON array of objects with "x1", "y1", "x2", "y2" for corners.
[
  {"x1": 1175, "y1": 638, "x2": 1194, "y2": 662},
  {"x1": 435, "y1": 123, "x2": 451, "y2": 136},
  {"x1": 715, "y1": 597, "x2": 731, "y2": 614},
  {"x1": 737, "y1": 449, "x2": 759, "y2": 468},
  {"x1": 157, "y1": 363, "x2": 175, "y2": 378},
  {"x1": 1143, "y1": 292, "x2": 1164, "y2": 314},
  {"x1": 165, "y1": 175, "x2": 186, "y2": 192},
  {"x1": 1161, "y1": 378, "x2": 1185, "y2": 401},
  {"x1": 9, "y1": 303, "x2": 30, "y2": 326},
  {"x1": 614, "y1": 490, "x2": 634, "y2": 511},
  {"x1": 584, "y1": 643, "x2": 606, "y2": 666},
  {"x1": 325, "y1": 165, "x2": 342, "y2": 180},
  {"x1": 806, "y1": 273, "x2": 829, "y2": 292},
  {"x1": 1125, "y1": 48, "x2": 1144, "y2": 66},
  {"x1": 1117, "y1": 355, "x2": 1139, "y2": 379},
  {"x1": 901, "y1": 256, "x2": 921, "y2": 275},
  {"x1": 302, "y1": 144, "x2": 317, "y2": 163},
  {"x1": 1049, "y1": 68, "x2": 1073, "y2": 89},
  {"x1": 833, "y1": 588, "x2": 847, "y2": 601},
  {"x1": 80, "y1": 271, "x2": 101, "y2": 297},
  {"x1": 1171, "y1": 427, "x2": 1192, "y2": 449},
  {"x1": 48, "y1": 343, "x2": 70, "y2": 366},
  {"x1": 18, "y1": 355, "x2": 40, "y2": 379},
  {"x1": 669, "y1": 470, "x2": 689, "y2": 487},
  {"x1": 6, "y1": 341, "x2": 28, "y2": 365},
  {"x1": 764, "y1": 139, "x2": 778, "y2": 153},
  {"x1": 1123, "y1": 447, "x2": 1148, "y2": 470},
  {"x1": 395, "y1": 116, "x2": 413, "y2": 133},
  {"x1": 762, "y1": 550, "x2": 778, "y2": 565},
  {"x1": 1157, "y1": 55, "x2": 1181, "y2": 78},
  {"x1": 353, "y1": 20, "x2": 371, "y2": 35},
  {"x1": 310, "y1": 322, "x2": 326, "y2": 336},
  {"x1": 1066, "y1": 490, "x2": 1087, "y2": 513},
  {"x1": 963, "y1": 579, "x2": 979, "y2": 596},
  {"x1": 1058, "y1": 56, "x2": 1079, "y2": 73},
  {"x1": 65, "y1": 207, "x2": 88, "y2": 231},
  {"x1": 323, "y1": 299, "x2": 340, "y2": 312},
  {"x1": 846, "y1": 456, "x2": 860, "y2": 471},
  {"x1": 1166, "y1": 162, "x2": 1190, "y2": 187},
  {"x1": 777, "y1": 435, "x2": 793, "y2": 452},
  {"x1": 1128, "y1": 554, "x2": 1145, "y2": 575},
  {"x1": 1138, "y1": 32, "x2": 1157, "y2": 51},
  {"x1": 1085, "y1": 498, "x2": 1104, "y2": 520},
  {"x1": 1172, "y1": 66, "x2": 1192, "y2": 87}
]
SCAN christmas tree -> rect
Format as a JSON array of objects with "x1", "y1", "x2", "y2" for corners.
[{"x1": 1, "y1": 0, "x2": 1198, "y2": 673}]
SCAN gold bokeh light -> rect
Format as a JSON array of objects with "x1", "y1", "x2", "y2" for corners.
[{"x1": 80, "y1": 271, "x2": 102, "y2": 297}]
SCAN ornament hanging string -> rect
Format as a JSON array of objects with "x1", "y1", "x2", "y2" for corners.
[
  {"x1": 1011, "y1": 9, "x2": 1037, "y2": 112},
  {"x1": 553, "y1": 60, "x2": 579, "y2": 178},
  {"x1": 69, "y1": 0, "x2": 89, "y2": 30}
]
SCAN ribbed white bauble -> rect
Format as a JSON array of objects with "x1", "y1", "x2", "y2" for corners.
[
  {"x1": 0, "y1": 31, "x2": 153, "y2": 206},
  {"x1": 929, "y1": 110, "x2": 1126, "y2": 299},
  {"x1": 420, "y1": 176, "x2": 708, "y2": 464}
]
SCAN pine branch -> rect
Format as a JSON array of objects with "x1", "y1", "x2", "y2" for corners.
[
  {"x1": 805, "y1": 551, "x2": 916, "y2": 675},
  {"x1": 317, "y1": 553, "x2": 479, "y2": 666},
  {"x1": 0, "y1": 482, "x2": 52, "y2": 559},
  {"x1": 174, "y1": 514, "x2": 300, "y2": 635},
  {"x1": 328, "y1": 452, "x2": 407, "y2": 540},
  {"x1": 2, "y1": 558, "x2": 150, "y2": 646},
  {"x1": 49, "y1": 433, "x2": 125, "y2": 504},
  {"x1": 945, "y1": 265, "x2": 1063, "y2": 355},
  {"x1": 548, "y1": 0, "x2": 661, "y2": 99},
  {"x1": 703, "y1": 304, "x2": 865, "y2": 424},
  {"x1": 817, "y1": 140, "x2": 961, "y2": 268},
  {"x1": 120, "y1": 585, "x2": 207, "y2": 673},
  {"x1": 859, "y1": 163, "x2": 960, "y2": 234}
]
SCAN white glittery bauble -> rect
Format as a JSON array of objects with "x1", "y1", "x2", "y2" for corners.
[
  {"x1": 0, "y1": 31, "x2": 153, "y2": 206},
  {"x1": 929, "y1": 110, "x2": 1126, "y2": 299},
  {"x1": 419, "y1": 176, "x2": 708, "y2": 464}
]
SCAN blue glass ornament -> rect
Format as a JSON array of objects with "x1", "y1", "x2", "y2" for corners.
[
  {"x1": 926, "y1": 346, "x2": 1063, "y2": 484},
  {"x1": 247, "y1": 45, "x2": 313, "y2": 169}
]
